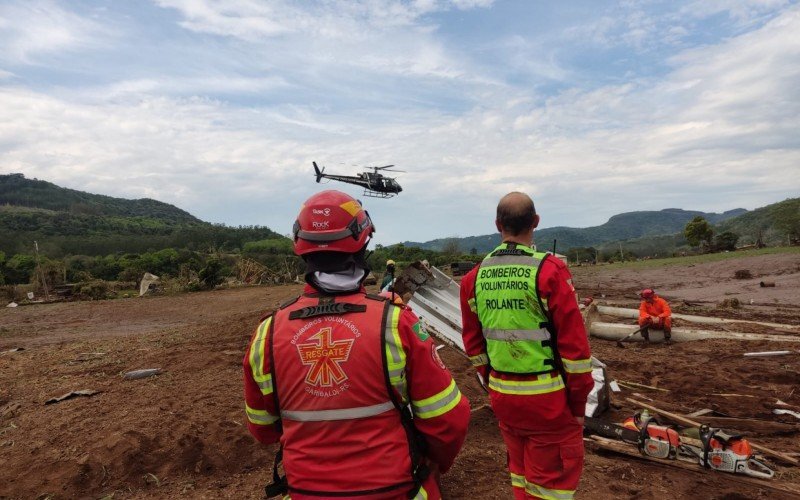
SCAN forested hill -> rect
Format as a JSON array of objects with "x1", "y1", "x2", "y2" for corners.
[
  {"x1": 0, "y1": 173, "x2": 282, "y2": 257},
  {"x1": 717, "y1": 198, "x2": 800, "y2": 244},
  {"x1": 404, "y1": 207, "x2": 747, "y2": 253},
  {"x1": 0, "y1": 173, "x2": 199, "y2": 223}
]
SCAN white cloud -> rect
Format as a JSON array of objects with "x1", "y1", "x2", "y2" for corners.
[
  {"x1": 0, "y1": 2, "x2": 797, "y2": 244},
  {"x1": 154, "y1": 0, "x2": 495, "y2": 40},
  {"x1": 0, "y1": 1, "x2": 108, "y2": 64},
  {"x1": 97, "y1": 75, "x2": 291, "y2": 99},
  {"x1": 681, "y1": 0, "x2": 790, "y2": 24}
]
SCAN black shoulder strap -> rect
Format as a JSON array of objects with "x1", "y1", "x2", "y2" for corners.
[
  {"x1": 279, "y1": 295, "x2": 300, "y2": 310},
  {"x1": 533, "y1": 254, "x2": 568, "y2": 384},
  {"x1": 264, "y1": 445, "x2": 287, "y2": 498},
  {"x1": 379, "y1": 301, "x2": 429, "y2": 498},
  {"x1": 365, "y1": 293, "x2": 388, "y2": 302}
]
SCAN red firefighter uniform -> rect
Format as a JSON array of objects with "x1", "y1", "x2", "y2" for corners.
[
  {"x1": 460, "y1": 244, "x2": 593, "y2": 500},
  {"x1": 244, "y1": 285, "x2": 470, "y2": 499}
]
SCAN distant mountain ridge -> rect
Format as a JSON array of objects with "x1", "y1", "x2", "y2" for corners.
[
  {"x1": 403, "y1": 208, "x2": 748, "y2": 253},
  {"x1": 0, "y1": 173, "x2": 281, "y2": 257},
  {"x1": 0, "y1": 173, "x2": 199, "y2": 223}
]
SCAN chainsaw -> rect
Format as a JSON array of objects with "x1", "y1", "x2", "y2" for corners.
[
  {"x1": 584, "y1": 414, "x2": 775, "y2": 479},
  {"x1": 677, "y1": 425, "x2": 774, "y2": 479}
]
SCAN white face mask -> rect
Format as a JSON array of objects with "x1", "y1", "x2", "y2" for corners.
[{"x1": 312, "y1": 266, "x2": 366, "y2": 293}]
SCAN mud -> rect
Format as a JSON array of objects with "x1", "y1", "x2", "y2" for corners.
[{"x1": 1, "y1": 252, "x2": 799, "y2": 499}]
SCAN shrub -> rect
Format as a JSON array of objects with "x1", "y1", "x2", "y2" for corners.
[{"x1": 78, "y1": 280, "x2": 110, "y2": 300}]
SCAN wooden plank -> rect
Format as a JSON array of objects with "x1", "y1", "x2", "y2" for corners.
[{"x1": 617, "y1": 380, "x2": 670, "y2": 392}]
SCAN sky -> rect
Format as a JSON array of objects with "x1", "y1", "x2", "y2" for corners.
[{"x1": 1, "y1": 0, "x2": 799, "y2": 245}]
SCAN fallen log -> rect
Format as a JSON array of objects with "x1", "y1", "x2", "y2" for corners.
[
  {"x1": 588, "y1": 320, "x2": 800, "y2": 344},
  {"x1": 594, "y1": 305, "x2": 800, "y2": 331},
  {"x1": 626, "y1": 398, "x2": 799, "y2": 467},
  {"x1": 682, "y1": 415, "x2": 800, "y2": 435}
]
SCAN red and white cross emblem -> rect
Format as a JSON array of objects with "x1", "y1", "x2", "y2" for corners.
[{"x1": 296, "y1": 327, "x2": 354, "y2": 387}]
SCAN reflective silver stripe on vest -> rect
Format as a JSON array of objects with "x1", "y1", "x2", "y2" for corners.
[
  {"x1": 256, "y1": 377, "x2": 273, "y2": 394},
  {"x1": 483, "y1": 328, "x2": 550, "y2": 341},
  {"x1": 481, "y1": 255, "x2": 541, "y2": 267},
  {"x1": 281, "y1": 401, "x2": 395, "y2": 422}
]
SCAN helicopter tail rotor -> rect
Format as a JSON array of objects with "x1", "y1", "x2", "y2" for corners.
[{"x1": 313, "y1": 162, "x2": 325, "y2": 183}]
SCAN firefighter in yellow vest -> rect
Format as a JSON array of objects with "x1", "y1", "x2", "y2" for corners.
[{"x1": 460, "y1": 192, "x2": 593, "y2": 499}]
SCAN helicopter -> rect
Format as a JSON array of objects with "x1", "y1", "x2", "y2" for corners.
[{"x1": 312, "y1": 162, "x2": 404, "y2": 198}]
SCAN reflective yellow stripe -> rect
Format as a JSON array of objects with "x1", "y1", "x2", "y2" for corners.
[
  {"x1": 488, "y1": 373, "x2": 565, "y2": 395},
  {"x1": 248, "y1": 317, "x2": 273, "y2": 395},
  {"x1": 510, "y1": 472, "x2": 525, "y2": 489},
  {"x1": 412, "y1": 378, "x2": 462, "y2": 419},
  {"x1": 563, "y1": 357, "x2": 592, "y2": 374},
  {"x1": 526, "y1": 482, "x2": 574, "y2": 500},
  {"x1": 246, "y1": 403, "x2": 279, "y2": 426},
  {"x1": 384, "y1": 305, "x2": 408, "y2": 402},
  {"x1": 467, "y1": 297, "x2": 477, "y2": 313},
  {"x1": 469, "y1": 353, "x2": 489, "y2": 367},
  {"x1": 411, "y1": 484, "x2": 428, "y2": 500}
]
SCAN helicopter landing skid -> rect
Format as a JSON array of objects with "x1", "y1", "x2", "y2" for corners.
[{"x1": 362, "y1": 189, "x2": 396, "y2": 198}]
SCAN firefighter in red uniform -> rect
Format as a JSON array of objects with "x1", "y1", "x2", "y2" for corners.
[
  {"x1": 460, "y1": 192, "x2": 593, "y2": 500},
  {"x1": 244, "y1": 190, "x2": 470, "y2": 499}
]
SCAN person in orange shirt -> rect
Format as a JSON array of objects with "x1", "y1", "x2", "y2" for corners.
[{"x1": 638, "y1": 288, "x2": 672, "y2": 342}]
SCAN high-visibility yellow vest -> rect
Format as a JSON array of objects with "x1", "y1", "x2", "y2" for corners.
[{"x1": 474, "y1": 243, "x2": 556, "y2": 374}]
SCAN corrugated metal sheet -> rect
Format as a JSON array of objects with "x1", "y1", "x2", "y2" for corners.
[
  {"x1": 407, "y1": 266, "x2": 465, "y2": 351},
  {"x1": 404, "y1": 263, "x2": 608, "y2": 418}
]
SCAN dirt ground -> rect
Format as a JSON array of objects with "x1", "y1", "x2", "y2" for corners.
[{"x1": 1, "y1": 251, "x2": 799, "y2": 499}]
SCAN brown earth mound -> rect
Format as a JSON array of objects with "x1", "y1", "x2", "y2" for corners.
[{"x1": 1, "y1": 252, "x2": 799, "y2": 499}]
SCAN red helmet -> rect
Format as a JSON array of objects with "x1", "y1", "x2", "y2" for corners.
[
  {"x1": 293, "y1": 190, "x2": 374, "y2": 255},
  {"x1": 640, "y1": 288, "x2": 655, "y2": 299}
]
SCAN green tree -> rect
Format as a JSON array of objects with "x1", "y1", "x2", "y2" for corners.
[
  {"x1": 5, "y1": 253, "x2": 37, "y2": 284},
  {"x1": 684, "y1": 216, "x2": 714, "y2": 249},
  {"x1": 199, "y1": 258, "x2": 225, "y2": 289},
  {"x1": 713, "y1": 231, "x2": 739, "y2": 252},
  {"x1": 441, "y1": 238, "x2": 460, "y2": 257}
]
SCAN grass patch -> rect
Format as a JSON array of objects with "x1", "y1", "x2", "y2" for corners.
[{"x1": 598, "y1": 246, "x2": 800, "y2": 271}]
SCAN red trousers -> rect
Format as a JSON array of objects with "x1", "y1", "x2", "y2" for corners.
[
  {"x1": 499, "y1": 420, "x2": 584, "y2": 499},
  {"x1": 287, "y1": 473, "x2": 440, "y2": 500}
]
